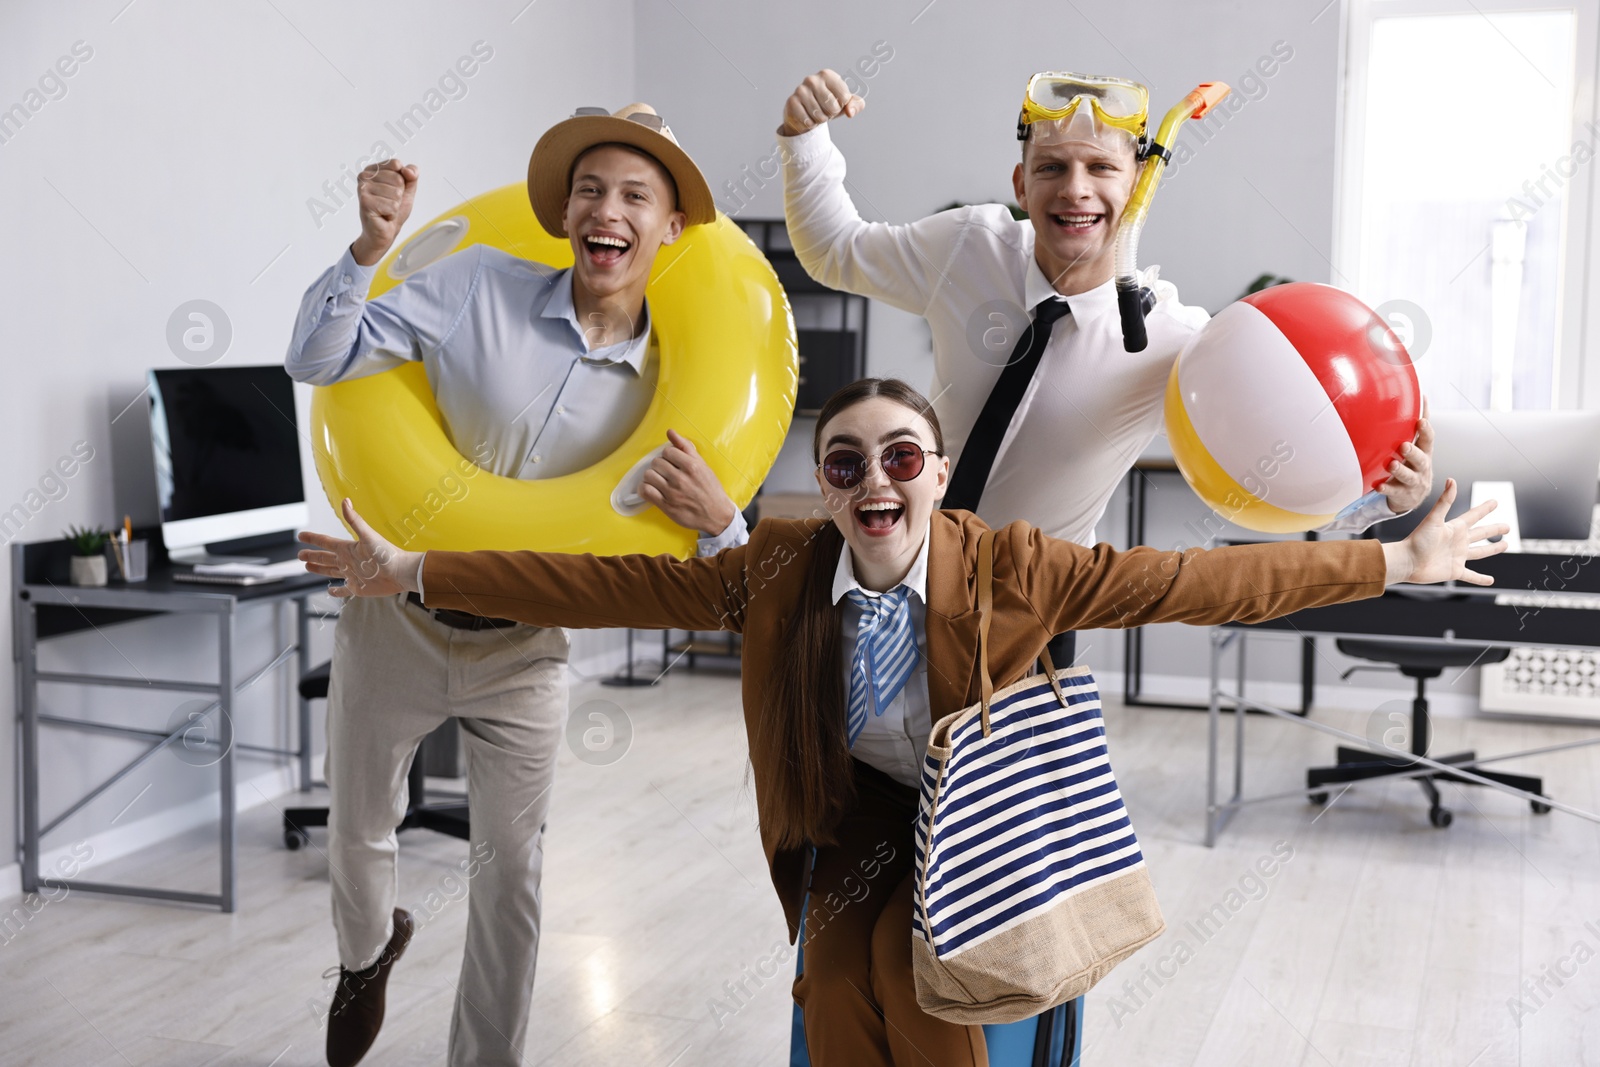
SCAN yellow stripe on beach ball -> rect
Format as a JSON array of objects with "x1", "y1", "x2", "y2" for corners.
[{"x1": 1163, "y1": 367, "x2": 1336, "y2": 533}]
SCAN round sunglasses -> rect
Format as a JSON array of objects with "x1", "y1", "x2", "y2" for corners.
[{"x1": 818, "y1": 443, "x2": 941, "y2": 491}]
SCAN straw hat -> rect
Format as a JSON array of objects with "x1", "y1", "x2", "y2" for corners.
[{"x1": 527, "y1": 103, "x2": 716, "y2": 238}]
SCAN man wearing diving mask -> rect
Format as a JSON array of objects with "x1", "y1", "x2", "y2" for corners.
[
  {"x1": 779, "y1": 70, "x2": 1218, "y2": 569},
  {"x1": 773, "y1": 68, "x2": 1434, "y2": 637}
]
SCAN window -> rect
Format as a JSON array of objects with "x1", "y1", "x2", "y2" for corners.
[{"x1": 1338, "y1": 1, "x2": 1596, "y2": 410}]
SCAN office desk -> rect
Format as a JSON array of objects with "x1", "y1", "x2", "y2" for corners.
[
  {"x1": 1203, "y1": 547, "x2": 1600, "y2": 846},
  {"x1": 12, "y1": 537, "x2": 329, "y2": 911},
  {"x1": 1122, "y1": 457, "x2": 1318, "y2": 713}
]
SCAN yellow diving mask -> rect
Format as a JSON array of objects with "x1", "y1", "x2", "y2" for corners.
[{"x1": 1017, "y1": 71, "x2": 1150, "y2": 155}]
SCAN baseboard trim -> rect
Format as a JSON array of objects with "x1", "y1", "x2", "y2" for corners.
[{"x1": 568, "y1": 635, "x2": 658, "y2": 686}]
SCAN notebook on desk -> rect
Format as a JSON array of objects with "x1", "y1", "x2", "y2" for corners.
[{"x1": 172, "y1": 558, "x2": 307, "y2": 585}]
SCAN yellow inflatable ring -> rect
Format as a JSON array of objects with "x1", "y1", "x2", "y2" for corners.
[{"x1": 309, "y1": 183, "x2": 797, "y2": 557}]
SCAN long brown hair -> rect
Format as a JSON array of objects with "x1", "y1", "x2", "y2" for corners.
[{"x1": 756, "y1": 378, "x2": 945, "y2": 849}]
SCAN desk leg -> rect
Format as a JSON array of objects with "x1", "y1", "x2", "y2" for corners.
[
  {"x1": 219, "y1": 609, "x2": 237, "y2": 913},
  {"x1": 1123, "y1": 472, "x2": 1147, "y2": 705},
  {"x1": 18, "y1": 602, "x2": 40, "y2": 893},
  {"x1": 1206, "y1": 628, "x2": 1222, "y2": 848},
  {"x1": 296, "y1": 595, "x2": 312, "y2": 792},
  {"x1": 1234, "y1": 632, "x2": 1247, "y2": 800},
  {"x1": 1300, "y1": 637, "x2": 1316, "y2": 716}
]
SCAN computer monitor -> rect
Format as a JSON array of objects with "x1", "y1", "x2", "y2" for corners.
[
  {"x1": 148, "y1": 365, "x2": 308, "y2": 564},
  {"x1": 1373, "y1": 409, "x2": 1600, "y2": 542}
]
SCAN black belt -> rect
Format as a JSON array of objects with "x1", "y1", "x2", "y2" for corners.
[{"x1": 405, "y1": 591, "x2": 519, "y2": 631}]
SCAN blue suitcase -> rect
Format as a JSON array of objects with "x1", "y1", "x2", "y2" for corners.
[{"x1": 789, "y1": 985, "x2": 1081, "y2": 1066}]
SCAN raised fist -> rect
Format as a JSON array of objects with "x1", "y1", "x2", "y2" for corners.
[
  {"x1": 778, "y1": 70, "x2": 865, "y2": 137},
  {"x1": 351, "y1": 159, "x2": 418, "y2": 266}
]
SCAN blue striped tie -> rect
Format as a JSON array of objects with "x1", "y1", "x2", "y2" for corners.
[{"x1": 845, "y1": 587, "x2": 917, "y2": 748}]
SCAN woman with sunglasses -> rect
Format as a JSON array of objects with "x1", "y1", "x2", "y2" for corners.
[{"x1": 299, "y1": 378, "x2": 1504, "y2": 1067}]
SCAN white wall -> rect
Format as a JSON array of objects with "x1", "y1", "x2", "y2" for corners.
[{"x1": 0, "y1": 0, "x2": 636, "y2": 885}]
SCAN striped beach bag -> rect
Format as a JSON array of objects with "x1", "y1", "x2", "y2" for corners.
[{"x1": 911, "y1": 530, "x2": 1165, "y2": 1024}]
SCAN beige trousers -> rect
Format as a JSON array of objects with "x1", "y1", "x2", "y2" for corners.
[{"x1": 325, "y1": 593, "x2": 568, "y2": 1067}]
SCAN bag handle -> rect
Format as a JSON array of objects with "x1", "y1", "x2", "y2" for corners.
[
  {"x1": 977, "y1": 530, "x2": 996, "y2": 735},
  {"x1": 976, "y1": 530, "x2": 1069, "y2": 739}
]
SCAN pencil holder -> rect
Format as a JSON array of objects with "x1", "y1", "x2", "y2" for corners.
[{"x1": 107, "y1": 539, "x2": 149, "y2": 583}]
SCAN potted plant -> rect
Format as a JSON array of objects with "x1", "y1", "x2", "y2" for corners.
[
  {"x1": 1241, "y1": 273, "x2": 1293, "y2": 297},
  {"x1": 65, "y1": 525, "x2": 110, "y2": 586}
]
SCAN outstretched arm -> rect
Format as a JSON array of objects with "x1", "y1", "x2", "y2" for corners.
[
  {"x1": 1018, "y1": 478, "x2": 1506, "y2": 633},
  {"x1": 299, "y1": 498, "x2": 752, "y2": 633}
]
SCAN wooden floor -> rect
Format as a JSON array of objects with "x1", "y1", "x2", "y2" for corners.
[{"x1": 3, "y1": 667, "x2": 1598, "y2": 1066}]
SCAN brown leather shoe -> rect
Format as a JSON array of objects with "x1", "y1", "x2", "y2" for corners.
[{"x1": 325, "y1": 908, "x2": 414, "y2": 1067}]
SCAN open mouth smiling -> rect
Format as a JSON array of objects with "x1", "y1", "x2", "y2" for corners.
[
  {"x1": 1052, "y1": 212, "x2": 1103, "y2": 233},
  {"x1": 855, "y1": 498, "x2": 905, "y2": 536},
  {"x1": 583, "y1": 232, "x2": 632, "y2": 265}
]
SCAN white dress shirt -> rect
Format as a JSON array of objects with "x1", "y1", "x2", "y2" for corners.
[
  {"x1": 835, "y1": 524, "x2": 932, "y2": 788},
  {"x1": 779, "y1": 123, "x2": 1394, "y2": 544},
  {"x1": 287, "y1": 244, "x2": 746, "y2": 604}
]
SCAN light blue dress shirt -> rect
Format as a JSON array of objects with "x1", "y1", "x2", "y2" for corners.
[
  {"x1": 834, "y1": 524, "x2": 932, "y2": 788},
  {"x1": 286, "y1": 244, "x2": 747, "y2": 557}
]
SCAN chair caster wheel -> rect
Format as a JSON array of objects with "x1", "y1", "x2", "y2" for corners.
[
  {"x1": 1428, "y1": 807, "x2": 1453, "y2": 828},
  {"x1": 1531, "y1": 800, "x2": 1552, "y2": 815},
  {"x1": 1308, "y1": 792, "x2": 1329, "y2": 807},
  {"x1": 284, "y1": 828, "x2": 308, "y2": 850}
]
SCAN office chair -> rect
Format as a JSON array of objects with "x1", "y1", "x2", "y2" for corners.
[
  {"x1": 282, "y1": 660, "x2": 470, "y2": 849},
  {"x1": 1307, "y1": 639, "x2": 1552, "y2": 827}
]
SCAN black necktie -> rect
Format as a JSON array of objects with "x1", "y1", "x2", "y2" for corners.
[{"x1": 943, "y1": 298, "x2": 1072, "y2": 512}]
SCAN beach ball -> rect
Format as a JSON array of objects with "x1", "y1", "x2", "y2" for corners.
[{"x1": 1164, "y1": 282, "x2": 1421, "y2": 533}]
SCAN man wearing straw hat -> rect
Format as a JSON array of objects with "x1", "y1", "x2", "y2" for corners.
[{"x1": 285, "y1": 103, "x2": 741, "y2": 1067}]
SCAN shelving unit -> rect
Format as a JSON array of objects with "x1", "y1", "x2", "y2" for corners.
[
  {"x1": 635, "y1": 224, "x2": 867, "y2": 676},
  {"x1": 669, "y1": 631, "x2": 742, "y2": 670},
  {"x1": 735, "y1": 218, "x2": 868, "y2": 415}
]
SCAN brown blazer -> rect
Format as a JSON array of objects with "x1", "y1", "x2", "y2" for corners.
[{"x1": 422, "y1": 510, "x2": 1388, "y2": 940}]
